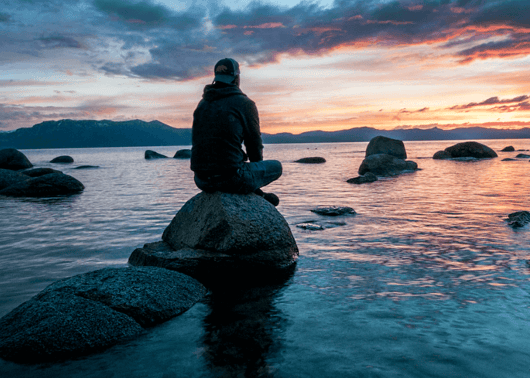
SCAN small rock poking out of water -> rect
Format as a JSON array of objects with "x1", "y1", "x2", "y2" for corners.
[
  {"x1": 173, "y1": 149, "x2": 191, "y2": 159},
  {"x1": 0, "y1": 172, "x2": 84, "y2": 197},
  {"x1": 296, "y1": 220, "x2": 347, "y2": 230},
  {"x1": 0, "y1": 148, "x2": 33, "y2": 171},
  {"x1": 501, "y1": 146, "x2": 515, "y2": 152},
  {"x1": 297, "y1": 223, "x2": 325, "y2": 230},
  {"x1": 506, "y1": 211, "x2": 530, "y2": 229},
  {"x1": 433, "y1": 141, "x2": 497, "y2": 159},
  {"x1": 0, "y1": 267, "x2": 207, "y2": 364},
  {"x1": 22, "y1": 168, "x2": 63, "y2": 177},
  {"x1": 502, "y1": 158, "x2": 517, "y2": 161},
  {"x1": 50, "y1": 155, "x2": 74, "y2": 163},
  {"x1": 129, "y1": 192, "x2": 299, "y2": 286},
  {"x1": 295, "y1": 157, "x2": 326, "y2": 164},
  {"x1": 311, "y1": 206, "x2": 356, "y2": 216},
  {"x1": 515, "y1": 153, "x2": 530, "y2": 159},
  {"x1": 145, "y1": 150, "x2": 168, "y2": 159},
  {"x1": 74, "y1": 165, "x2": 99, "y2": 169},
  {"x1": 347, "y1": 172, "x2": 378, "y2": 184}
]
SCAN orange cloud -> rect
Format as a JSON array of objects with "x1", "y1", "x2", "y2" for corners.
[{"x1": 243, "y1": 22, "x2": 285, "y2": 29}]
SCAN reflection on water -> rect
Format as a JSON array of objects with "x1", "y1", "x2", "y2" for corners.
[{"x1": 1, "y1": 141, "x2": 530, "y2": 377}]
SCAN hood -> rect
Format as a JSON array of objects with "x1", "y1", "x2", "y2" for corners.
[{"x1": 202, "y1": 84, "x2": 247, "y2": 102}]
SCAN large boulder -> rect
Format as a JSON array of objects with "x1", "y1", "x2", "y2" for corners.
[
  {"x1": 365, "y1": 136, "x2": 407, "y2": 159},
  {"x1": 433, "y1": 142, "x2": 497, "y2": 159},
  {"x1": 0, "y1": 267, "x2": 207, "y2": 364},
  {"x1": 0, "y1": 148, "x2": 33, "y2": 171},
  {"x1": 173, "y1": 149, "x2": 192, "y2": 159},
  {"x1": 50, "y1": 155, "x2": 74, "y2": 163},
  {"x1": 145, "y1": 150, "x2": 168, "y2": 159},
  {"x1": 358, "y1": 154, "x2": 418, "y2": 176},
  {"x1": 129, "y1": 192, "x2": 299, "y2": 285},
  {"x1": 0, "y1": 172, "x2": 84, "y2": 197},
  {"x1": 0, "y1": 169, "x2": 29, "y2": 190}
]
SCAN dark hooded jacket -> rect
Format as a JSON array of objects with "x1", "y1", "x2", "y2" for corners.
[{"x1": 191, "y1": 83, "x2": 263, "y2": 175}]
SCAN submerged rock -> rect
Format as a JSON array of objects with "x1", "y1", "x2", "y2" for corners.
[
  {"x1": 347, "y1": 172, "x2": 378, "y2": 184},
  {"x1": 0, "y1": 267, "x2": 207, "y2": 364},
  {"x1": 130, "y1": 192, "x2": 299, "y2": 285},
  {"x1": 311, "y1": 206, "x2": 356, "y2": 216},
  {"x1": 295, "y1": 157, "x2": 326, "y2": 164},
  {"x1": 74, "y1": 165, "x2": 99, "y2": 169},
  {"x1": 501, "y1": 146, "x2": 515, "y2": 152},
  {"x1": 515, "y1": 153, "x2": 530, "y2": 158},
  {"x1": 173, "y1": 149, "x2": 192, "y2": 159},
  {"x1": 365, "y1": 136, "x2": 407, "y2": 159},
  {"x1": 50, "y1": 155, "x2": 74, "y2": 163},
  {"x1": 22, "y1": 168, "x2": 63, "y2": 177},
  {"x1": 506, "y1": 211, "x2": 530, "y2": 229},
  {"x1": 0, "y1": 172, "x2": 84, "y2": 197},
  {"x1": 145, "y1": 150, "x2": 168, "y2": 159},
  {"x1": 358, "y1": 154, "x2": 418, "y2": 176},
  {"x1": 0, "y1": 169, "x2": 29, "y2": 190},
  {"x1": 296, "y1": 223, "x2": 324, "y2": 230},
  {"x1": 433, "y1": 142, "x2": 497, "y2": 159},
  {"x1": 0, "y1": 148, "x2": 33, "y2": 171}
]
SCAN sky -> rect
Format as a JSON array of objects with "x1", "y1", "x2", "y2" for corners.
[{"x1": 1, "y1": 0, "x2": 530, "y2": 134}]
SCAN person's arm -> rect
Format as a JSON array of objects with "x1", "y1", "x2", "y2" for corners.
[{"x1": 243, "y1": 100, "x2": 264, "y2": 162}]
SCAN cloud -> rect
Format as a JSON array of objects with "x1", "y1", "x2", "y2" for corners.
[
  {"x1": 449, "y1": 95, "x2": 530, "y2": 109},
  {"x1": 2, "y1": 0, "x2": 530, "y2": 80}
]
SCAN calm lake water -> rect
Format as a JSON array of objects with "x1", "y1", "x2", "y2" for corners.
[{"x1": 1, "y1": 141, "x2": 529, "y2": 377}]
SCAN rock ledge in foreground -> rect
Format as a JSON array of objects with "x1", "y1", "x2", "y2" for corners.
[{"x1": 0, "y1": 266, "x2": 207, "y2": 364}]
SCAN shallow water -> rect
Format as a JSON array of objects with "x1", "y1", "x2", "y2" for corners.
[{"x1": 1, "y1": 141, "x2": 530, "y2": 377}]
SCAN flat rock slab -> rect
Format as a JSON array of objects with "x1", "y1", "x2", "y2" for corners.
[
  {"x1": 294, "y1": 157, "x2": 326, "y2": 164},
  {"x1": 0, "y1": 266, "x2": 207, "y2": 364},
  {"x1": 311, "y1": 206, "x2": 356, "y2": 216},
  {"x1": 506, "y1": 211, "x2": 530, "y2": 229},
  {"x1": 0, "y1": 172, "x2": 84, "y2": 197},
  {"x1": 0, "y1": 148, "x2": 33, "y2": 170}
]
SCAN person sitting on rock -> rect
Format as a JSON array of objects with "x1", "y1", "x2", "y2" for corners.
[{"x1": 190, "y1": 58, "x2": 282, "y2": 206}]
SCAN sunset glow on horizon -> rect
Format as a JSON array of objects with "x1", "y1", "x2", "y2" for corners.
[{"x1": 1, "y1": 0, "x2": 529, "y2": 134}]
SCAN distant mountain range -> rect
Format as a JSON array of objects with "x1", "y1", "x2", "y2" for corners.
[{"x1": 2, "y1": 119, "x2": 530, "y2": 149}]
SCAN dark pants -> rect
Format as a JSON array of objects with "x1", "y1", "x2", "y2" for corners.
[{"x1": 194, "y1": 160, "x2": 282, "y2": 194}]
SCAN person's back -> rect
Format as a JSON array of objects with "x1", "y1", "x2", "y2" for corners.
[{"x1": 190, "y1": 58, "x2": 282, "y2": 206}]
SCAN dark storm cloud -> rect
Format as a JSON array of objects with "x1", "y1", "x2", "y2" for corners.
[{"x1": 3, "y1": 0, "x2": 530, "y2": 80}]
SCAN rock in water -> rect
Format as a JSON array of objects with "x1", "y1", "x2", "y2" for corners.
[
  {"x1": 506, "y1": 211, "x2": 530, "y2": 228},
  {"x1": 0, "y1": 267, "x2": 207, "y2": 364},
  {"x1": 433, "y1": 150, "x2": 452, "y2": 160},
  {"x1": 311, "y1": 206, "x2": 356, "y2": 216},
  {"x1": 358, "y1": 154, "x2": 418, "y2": 176},
  {"x1": 50, "y1": 155, "x2": 74, "y2": 163},
  {"x1": 365, "y1": 136, "x2": 407, "y2": 159},
  {"x1": 173, "y1": 149, "x2": 192, "y2": 159},
  {"x1": 130, "y1": 192, "x2": 299, "y2": 284},
  {"x1": 145, "y1": 150, "x2": 168, "y2": 159},
  {"x1": 295, "y1": 157, "x2": 326, "y2": 164},
  {"x1": 515, "y1": 153, "x2": 530, "y2": 158},
  {"x1": 0, "y1": 172, "x2": 84, "y2": 197},
  {"x1": 0, "y1": 169, "x2": 29, "y2": 190},
  {"x1": 434, "y1": 142, "x2": 497, "y2": 159},
  {"x1": 501, "y1": 146, "x2": 515, "y2": 152},
  {"x1": 0, "y1": 148, "x2": 33, "y2": 171},
  {"x1": 21, "y1": 168, "x2": 63, "y2": 177},
  {"x1": 347, "y1": 172, "x2": 378, "y2": 184}
]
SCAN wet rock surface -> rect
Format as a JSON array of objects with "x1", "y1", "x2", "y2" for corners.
[
  {"x1": 347, "y1": 172, "x2": 378, "y2": 184},
  {"x1": 0, "y1": 267, "x2": 207, "y2": 364},
  {"x1": 506, "y1": 211, "x2": 530, "y2": 229},
  {"x1": 311, "y1": 206, "x2": 356, "y2": 216},
  {"x1": 0, "y1": 148, "x2": 33, "y2": 171},
  {"x1": 0, "y1": 172, "x2": 84, "y2": 197},
  {"x1": 21, "y1": 167, "x2": 63, "y2": 177},
  {"x1": 358, "y1": 154, "x2": 418, "y2": 176},
  {"x1": 515, "y1": 153, "x2": 530, "y2": 158}
]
